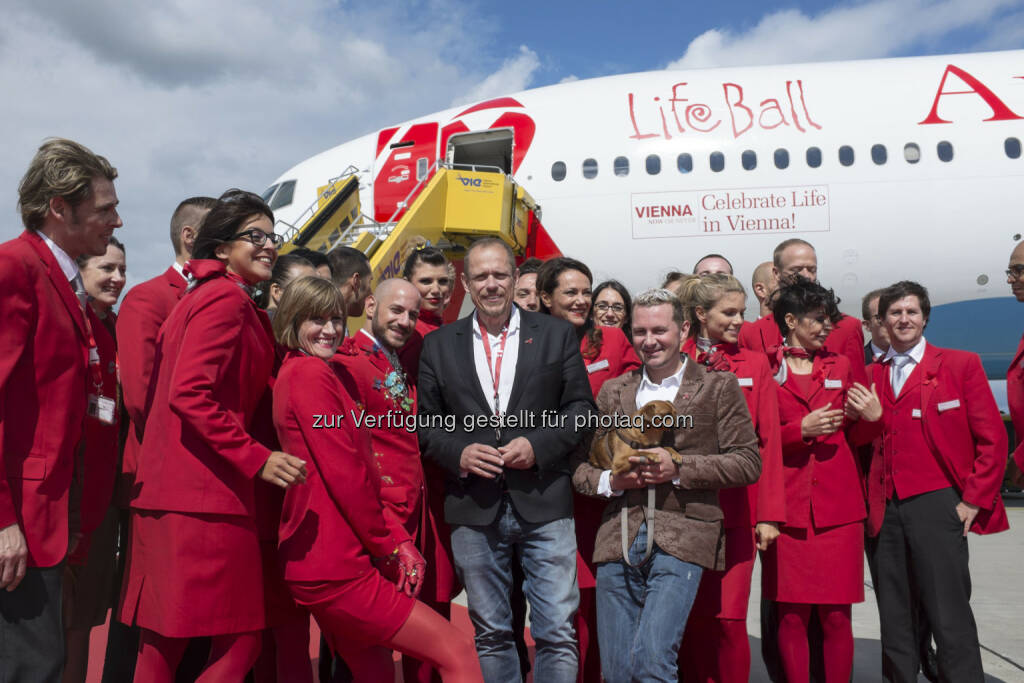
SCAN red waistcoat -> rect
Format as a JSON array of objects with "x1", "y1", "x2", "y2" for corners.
[{"x1": 881, "y1": 364, "x2": 949, "y2": 500}]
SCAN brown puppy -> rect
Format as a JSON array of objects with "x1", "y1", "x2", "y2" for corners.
[{"x1": 590, "y1": 400, "x2": 684, "y2": 475}]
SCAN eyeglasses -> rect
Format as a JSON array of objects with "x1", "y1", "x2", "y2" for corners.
[
  {"x1": 231, "y1": 229, "x2": 284, "y2": 247},
  {"x1": 594, "y1": 303, "x2": 625, "y2": 313},
  {"x1": 1006, "y1": 264, "x2": 1024, "y2": 280}
]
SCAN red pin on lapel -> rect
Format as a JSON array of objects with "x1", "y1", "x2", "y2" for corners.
[{"x1": 524, "y1": 338, "x2": 533, "y2": 344}]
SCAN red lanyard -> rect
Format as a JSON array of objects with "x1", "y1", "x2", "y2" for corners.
[
  {"x1": 478, "y1": 317, "x2": 510, "y2": 416},
  {"x1": 74, "y1": 291, "x2": 104, "y2": 393}
]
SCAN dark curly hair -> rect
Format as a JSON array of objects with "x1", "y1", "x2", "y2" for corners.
[
  {"x1": 192, "y1": 189, "x2": 274, "y2": 261},
  {"x1": 770, "y1": 276, "x2": 842, "y2": 339}
]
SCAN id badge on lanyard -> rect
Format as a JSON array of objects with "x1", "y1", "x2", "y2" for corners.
[{"x1": 84, "y1": 319, "x2": 116, "y2": 425}]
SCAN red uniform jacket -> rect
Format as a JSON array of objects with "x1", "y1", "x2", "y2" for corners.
[
  {"x1": 80, "y1": 313, "x2": 120, "y2": 535},
  {"x1": 739, "y1": 313, "x2": 869, "y2": 386},
  {"x1": 1007, "y1": 332, "x2": 1024, "y2": 473},
  {"x1": 274, "y1": 351, "x2": 403, "y2": 581},
  {"x1": 132, "y1": 261, "x2": 274, "y2": 516},
  {"x1": 682, "y1": 338, "x2": 786, "y2": 528},
  {"x1": 776, "y1": 352, "x2": 880, "y2": 530},
  {"x1": 0, "y1": 231, "x2": 90, "y2": 567},
  {"x1": 867, "y1": 344, "x2": 1008, "y2": 536},
  {"x1": 115, "y1": 265, "x2": 186, "y2": 504},
  {"x1": 335, "y1": 331, "x2": 424, "y2": 545},
  {"x1": 398, "y1": 311, "x2": 442, "y2": 386},
  {"x1": 582, "y1": 325, "x2": 642, "y2": 397}
]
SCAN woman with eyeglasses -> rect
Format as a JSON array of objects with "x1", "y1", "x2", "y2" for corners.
[
  {"x1": 272, "y1": 276, "x2": 482, "y2": 682},
  {"x1": 537, "y1": 257, "x2": 641, "y2": 683},
  {"x1": 121, "y1": 190, "x2": 308, "y2": 682},
  {"x1": 760, "y1": 278, "x2": 882, "y2": 683},
  {"x1": 591, "y1": 280, "x2": 633, "y2": 338},
  {"x1": 674, "y1": 273, "x2": 785, "y2": 683}
]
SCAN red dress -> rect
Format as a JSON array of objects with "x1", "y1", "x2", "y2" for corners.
[
  {"x1": 273, "y1": 350, "x2": 411, "y2": 648},
  {"x1": 761, "y1": 352, "x2": 879, "y2": 605},
  {"x1": 120, "y1": 260, "x2": 275, "y2": 637},
  {"x1": 681, "y1": 338, "x2": 786, "y2": 619}
]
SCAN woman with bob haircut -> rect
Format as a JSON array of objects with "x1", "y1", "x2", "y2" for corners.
[
  {"x1": 591, "y1": 279, "x2": 633, "y2": 338},
  {"x1": 760, "y1": 278, "x2": 882, "y2": 683},
  {"x1": 675, "y1": 273, "x2": 786, "y2": 683},
  {"x1": 121, "y1": 190, "x2": 308, "y2": 682},
  {"x1": 272, "y1": 276, "x2": 482, "y2": 682}
]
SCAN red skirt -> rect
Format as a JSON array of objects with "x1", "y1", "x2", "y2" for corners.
[
  {"x1": 574, "y1": 492, "x2": 604, "y2": 589},
  {"x1": 761, "y1": 521, "x2": 864, "y2": 604},
  {"x1": 260, "y1": 540, "x2": 308, "y2": 628},
  {"x1": 289, "y1": 570, "x2": 415, "y2": 651},
  {"x1": 119, "y1": 510, "x2": 265, "y2": 637},
  {"x1": 690, "y1": 526, "x2": 757, "y2": 619}
]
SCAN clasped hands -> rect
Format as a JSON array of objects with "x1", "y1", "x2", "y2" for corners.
[
  {"x1": 460, "y1": 437, "x2": 535, "y2": 478},
  {"x1": 378, "y1": 540, "x2": 427, "y2": 597},
  {"x1": 802, "y1": 383, "x2": 882, "y2": 438},
  {"x1": 609, "y1": 448, "x2": 679, "y2": 490}
]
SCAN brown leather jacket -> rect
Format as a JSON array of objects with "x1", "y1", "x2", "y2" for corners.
[{"x1": 573, "y1": 360, "x2": 760, "y2": 570}]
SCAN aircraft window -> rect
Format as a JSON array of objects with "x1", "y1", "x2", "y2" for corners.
[
  {"x1": 904, "y1": 143, "x2": 921, "y2": 164},
  {"x1": 551, "y1": 161, "x2": 566, "y2": 181},
  {"x1": 416, "y1": 157, "x2": 429, "y2": 181},
  {"x1": 871, "y1": 144, "x2": 887, "y2": 165},
  {"x1": 677, "y1": 153, "x2": 693, "y2": 173},
  {"x1": 269, "y1": 180, "x2": 296, "y2": 210},
  {"x1": 261, "y1": 184, "x2": 279, "y2": 203},
  {"x1": 937, "y1": 141, "x2": 954, "y2": 162},
  {"x1": 710, "y1": 152, "x2": 725, "y2": 173},
  {"x1": 1006, "y1": 137, "x2": 1022, "y2": 159},
  {"x1": 839, "y1": 146, "x2": 855, "y2": 167},
  {"x1": 614, "y1": 156, "x2": 630, "y2": 176},
  {"x1": 774, "y1": 149, "x2": 789, "y2": 169},
  {"x1": 582, "y1": 158, "x2": 598, "y2": 179},
  {"x1": 806, "y1": 147, "x2": 822, "y2": 168},
  {"x1": 741, "y1": 150, "x2": 757, "y2": 171},
  {"x1": 646, "y1": 154, "x2": 661, "y2": 175}
]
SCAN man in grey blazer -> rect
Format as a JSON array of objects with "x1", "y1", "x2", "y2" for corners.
[
  {"x1": 418, "y1": 237, "x2": 595, "y2": 682},
  {"x1": 573, "y1": 288, "x2": 760, "y2": 683}
]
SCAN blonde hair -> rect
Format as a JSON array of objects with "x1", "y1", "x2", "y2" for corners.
[
  {"x1": 272, "y1": 276, "x2": 345, "y2": 349},
  {"x1": 677, "y1": 273, "x2": 746, "y2": 338},
  {"x1": 18, "y1": 138, "x2": 118, "y2": 231}
]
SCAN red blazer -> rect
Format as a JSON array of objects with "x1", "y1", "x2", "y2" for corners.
[
  {"x1": 115, "y1": 265, "x2": 186, "y2": 504},
  {"x1": 334, "y1": 331, "x2": 424, "y2": 545},
  {"x1": 1007, "y1": 332, "x2": 1024, "y2": 473},
  {"x1": 80, "y1": 313, "x2": 120, "y2": 535},
  {"x1": 776, "y1": 352, "x2": 880, "y2": 529},
  {"x1": 682, "y1": 338, "x2": 786, "y2": 528},
  {"x1": 867, "y1": 344, "x2": 1008, "y2": 536},
  {"x1": 739, "y1": 313, "x2": 869, "y2": 386},
  {"x1": 398, "y1": 311, "x2": 442, "y2": 386},
  {"x1": 0, "y1": 231, "x2": 90, "y2": 567},
  {"x1": 583, "y1": 325, "x2": 642, "y2": 397},
  {"x1": 274, "y1": 350, "x2": 403, "y2": 581},
  {"x1": 131, "y1": 260, "x2": 274, "y2": 516}
]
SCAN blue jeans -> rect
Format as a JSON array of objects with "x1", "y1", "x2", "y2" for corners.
[
  {"x1": 451, "y1": 496, "x2": 579, "y2": 683},
  {"x1": 595, "y1": 522, "x2": 703, "y2": 683}
]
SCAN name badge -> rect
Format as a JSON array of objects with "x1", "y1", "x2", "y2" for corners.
[
  {"x1": 911, "y1": 408, "x2": 922, "y2": 418},
  {"x1": 87, "y1": 394, "x2": 116, "y2": 425},
  {"x1": 587, "y1": 359, "x2": 610, "y2": 374},
  {"x1": 937, "y1": 399, "x2": 961, "y2": 412},
  {"x1": 824, "y1": 379, "x2": 843, "y2": 389},
  {"x1": 737, "y1": 377, "x2": 753, "y2": 387}
]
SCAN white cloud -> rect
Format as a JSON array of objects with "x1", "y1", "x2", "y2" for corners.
[
  {"x1": 454, "y1": 45, "x2": 541, "y2": 105},
  {"x1": 668, "y1": 0, "x2": 1023, "y2": 70},
  {"x1": 559, "y1": 74, "x2": 580, "y2": 83},
  {"x1": 0, "y1": 0, "x2": 538, "y2": 287}
]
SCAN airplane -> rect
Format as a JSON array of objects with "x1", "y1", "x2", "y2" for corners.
[{"x1": 261, "y1": 49, "x2": 1024, "y2": 394}]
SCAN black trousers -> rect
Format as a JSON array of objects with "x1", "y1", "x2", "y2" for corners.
[
  {"x1": 0, "y1": 564, "x2": 64, "y2": 683},
  {"x1": 876, "y1": 488, "x2": 983, "y2": 683}
]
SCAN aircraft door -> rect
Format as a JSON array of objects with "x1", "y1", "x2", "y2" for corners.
[{"x1": 373, "y1": 122, "x2": 438, "y2": 223}]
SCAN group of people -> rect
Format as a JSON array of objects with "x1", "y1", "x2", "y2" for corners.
[{"x1": 0, "y1": 136, "x2": 1014, "y2": 683}]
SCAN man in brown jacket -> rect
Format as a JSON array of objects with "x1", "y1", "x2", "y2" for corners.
[{"x1": 573, "y1": 288, "x2": 760, "y2": 683}]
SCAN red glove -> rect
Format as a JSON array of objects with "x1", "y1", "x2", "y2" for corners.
[{"x1": 381, "y1": 541, "x2": 427, "y2": 598}]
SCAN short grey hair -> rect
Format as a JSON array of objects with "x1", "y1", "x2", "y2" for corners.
[{"x1": 632, "y1": 288, "x2": 685, "y2": 327}]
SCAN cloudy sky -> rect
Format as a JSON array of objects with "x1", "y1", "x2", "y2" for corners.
[{"x1": 2, "y1": 0, "x2": 1022, "y2": 285}]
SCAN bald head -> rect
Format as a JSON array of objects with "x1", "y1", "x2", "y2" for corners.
[
  {"x1": 1009, "y1": 242, "x2": 1024, "y2": 302},
  {"x1": 751, "y1": 260, "x2": 776, "y2": 317},
  {"x1": 364, "y1": 278, "x2": 421, "y2": 350}
]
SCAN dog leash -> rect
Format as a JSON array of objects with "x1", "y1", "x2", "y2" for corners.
[{"x1": 620, "y1": 486, "x2": 656, "y2": 567}]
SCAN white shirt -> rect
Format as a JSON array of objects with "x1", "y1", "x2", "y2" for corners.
[
  {"x1": 597, "y1": 358, "x2": 687, "y2": 496},
  {"x1": 171, "y1": 261, "x2": 187, "y2": 283},
  {"x1": 883, "y1": 336, "x2": 927, "y2": 392},
  {"x1": 869, "y1": 341, "x2": 888, "y2": 362},
  {"x1": 39, "y1": 232, "x2": 78, "y2": 281},
  {"x1": 472, "y1": 306, "x2": 520, "y2": 416}
]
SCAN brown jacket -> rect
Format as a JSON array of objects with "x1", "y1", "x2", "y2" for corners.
[{"x1": 573, "y1": 360, "x2": 760, "y2": 570}]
